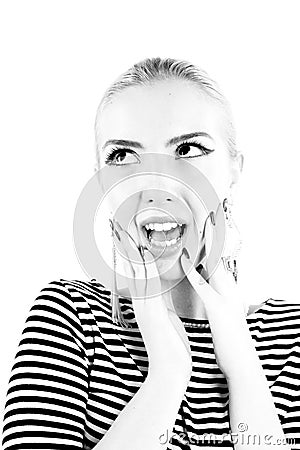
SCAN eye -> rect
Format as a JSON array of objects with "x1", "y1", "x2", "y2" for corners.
[
  {"x1": 104, "y1": 148, "x2": 141, "y2": 166},
  {"x1": 175, "y1": 139, "x2": 215, "y2": 159}
]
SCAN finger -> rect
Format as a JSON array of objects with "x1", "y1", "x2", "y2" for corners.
[
  {"x1": 117, "y1": 233, "x2": 148, "y2": 300},
  {"x1": 196, "y1": 213, "x2": 212, "y2": 279},
  {"x1": 142, "y1": 248, "x2": 159, "y2": 278},
  {"x1": 119, "y1": 230, "x2": 145, "y2": 277},
  {"x1": 142, "y1": 249, "x2": 191, "y2": 350},
  {"x1": 206, "y1": 201, "x2": 238, "y2": 294},
  {"x1": 180, "y1": 247, "x2": 237, "y2": 313},
  {"x1": 112, "y1": 220, "x2": 147, "y2": 298},
  {"x1": 180, "y1": 249, "x2": 214, "y2": 300},
  {"x1": 114, "y1": 220, "x2": 143, "y2": 256},
  {"x1": 206, "y1": 253, "x2": 248, "y2": 316},
  {"x1": 111, "y1": 231, "x2": 138, "y2": 298},
  {"x1": 208, "y1": 255, "x2": 237, "y2": 294},
  {"x1": 131, "y1": 249, "x2": 170, "y2": 325},
  {"x1": 114, "y1": 222, "x2": 186, "y2": 328},
  {"x1": 114, "y1": 220, "x2": 145, "y2": 271},
  {"x1": 143, "y1": 249, "x2": 163, "y2": 299},
  {"x1": 182, "y1": 214, "x2": 206, "y2": 270},
  {"x1": 140, "y1": 249, "x2": 178, "y2": 313},
  {"x1": 202, "y1": 204, "x2": 223, "y2": 275},
  {"x1": 180, "y1": 249, "x2": 246, "y2": 318}
]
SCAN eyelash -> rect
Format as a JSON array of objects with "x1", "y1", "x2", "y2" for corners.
[
  {"x1": 104, "y1": 139, "x2": 214, "y2": 165},
  {"x1": 177, "y1": 139, "x2": 214, "y2": 157},
  {"x1": 104, "y1": 148, "x2": 139, "y2": 165}
]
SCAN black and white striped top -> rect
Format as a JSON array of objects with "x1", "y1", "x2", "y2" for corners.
[{"x1": 2, "y1": 278, "x2": 300, "y2": 449}]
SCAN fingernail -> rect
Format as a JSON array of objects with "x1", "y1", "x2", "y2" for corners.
[
  {"x1": 111, "y1": 224, "x2": 121, "y2": 241},
  {"x1": 209, "y1": 211, "x2": 216, "y2": 226},
  {"x1": 114, "y1": 219, "x2": 122, "y2": 230},
  {"x1": 195, "y1": 263, "x2": 203, "y2": 274},
  {"x1": 182, "y1": 247, "x2": 190, "y2": 259},
  {"x1": 139, "y1": 246, "x2": 145, "y2": 258},
  {"x1": 109, "y1": 218, "x2": 114, "y2": 230}
]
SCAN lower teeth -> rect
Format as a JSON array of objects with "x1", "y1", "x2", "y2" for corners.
[{"x1": 148, "y1": 235, "x2": 181, "y2": 247}]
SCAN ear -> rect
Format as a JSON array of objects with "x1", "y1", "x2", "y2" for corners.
[{"x1": 230, "y1": 152, "x2": 244, "y2": 188}]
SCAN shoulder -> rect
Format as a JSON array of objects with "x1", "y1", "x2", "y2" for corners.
[
  {"x1": 39, "y1": 278, "x2": 134, "y2": 325},
  {"x1": 247, "y1": 298, "x2": 300, "y2": 339},
  {"x1": 247, "y1": 297, "x2": 300, "y2": 319},
  {"x1": 38, "y1": 278, "x2": 111, "y2": 316}
]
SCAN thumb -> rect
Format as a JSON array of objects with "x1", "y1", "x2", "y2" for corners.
[
  {"x1": 143, "y1": 249, "x2": 159, "y2": 278},
  {"x1": 180, "y1": 248, "x2": 206, "y2": 285},
  {"x1": 180, "y1": 248, "x2": 213, "y2": 299},
  {"x1": 143, "y1": 249, "x2": 162, "y2": 298}
]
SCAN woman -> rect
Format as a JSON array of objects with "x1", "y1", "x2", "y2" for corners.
[{"x1": 2, "y1": 57, "x2": 299, "y2": 450}]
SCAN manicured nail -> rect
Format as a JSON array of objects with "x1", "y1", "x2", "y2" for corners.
[
  {"x1": 111, "y1": 222, "x2": 121, "y2": 241},
  {"x1": 182, "y1": 247, "x2": 190, "y2": 259},
  {"x1": 209, "y1": 211, "x2": 216, "y2": 226},
  {"x1": 114, "y1": 219, "x2": 122, "y2": 230},
  {"x1": 195, "y1": 263, "x2": 203, "y2": 274}
]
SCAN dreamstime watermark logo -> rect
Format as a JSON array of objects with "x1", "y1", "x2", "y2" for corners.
[
  {"x1": 73, "y1": 153, "x2": 226, "y2": 299},
  {"x1": 159, "y1": 423, "x2": 295, "y2": 447}
]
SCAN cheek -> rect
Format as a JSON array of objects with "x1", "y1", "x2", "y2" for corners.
[
  {"x1": 192, "y1": 156, "x2": 232, "y2": 202},
  {"x1": 207, "y1": 175, "x2": 230, "y2": 202},
  {"x1": 98, "y1": 166, "x2": 145, "y2": 220}
]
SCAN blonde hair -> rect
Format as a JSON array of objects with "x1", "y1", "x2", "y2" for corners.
[{"x1": 94, "y1": 56, "x2": 237, "y2": 171}]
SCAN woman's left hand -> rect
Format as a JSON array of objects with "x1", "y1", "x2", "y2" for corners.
[{"x1": 180, "y1": 207, "x2": 257, "y2": 382}]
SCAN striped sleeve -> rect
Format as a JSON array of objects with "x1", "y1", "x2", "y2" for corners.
[
  {"x1": 282, "y1": 393, "x2": 300, "y2": 449},
  {"x1": 280, "y1": 342, "x2": 300, "y2": 449},
  {"x1": 2, "y1": 280, "x2": 90, "y2": 449}
]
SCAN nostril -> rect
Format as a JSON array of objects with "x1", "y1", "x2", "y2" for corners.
[
  {"x1": 144, "y1": 191, "x2": 174, "y2": 203},
  {"x1": 147, "y1": 198, "x2": 172, "y2": 203}
]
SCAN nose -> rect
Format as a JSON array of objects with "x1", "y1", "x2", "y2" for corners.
[{"x1": 141, "y1": 188, "x2": 174, "y2": 205}]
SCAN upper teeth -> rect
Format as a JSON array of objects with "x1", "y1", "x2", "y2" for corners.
[{"x1": 144, "y1": 222, "x2": 181, "y2": 232}]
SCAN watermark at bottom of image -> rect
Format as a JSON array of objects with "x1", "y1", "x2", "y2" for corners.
[{"x1": 159, "y1": 422, "x2": 296, "y2": 447}]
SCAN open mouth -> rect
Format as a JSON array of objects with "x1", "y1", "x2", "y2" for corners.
[{"x1": 140, "y1": 220, "x2": 187, "y2": 251}]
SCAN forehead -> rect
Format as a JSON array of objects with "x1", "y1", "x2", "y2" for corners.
[{"x1": 99, "y1": 79, "x2": 227, "y2": 144}]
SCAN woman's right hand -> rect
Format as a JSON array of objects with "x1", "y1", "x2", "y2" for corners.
[{"x1": 112, "y1": 219, "x2": 192, "y2": 384}]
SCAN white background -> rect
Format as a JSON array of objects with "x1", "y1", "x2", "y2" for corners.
[{"x1": 1, "y1": 0, "x2": 300, "y2": 409}]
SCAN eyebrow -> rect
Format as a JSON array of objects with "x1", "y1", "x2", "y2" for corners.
[{"x1": 102, "y1": 132, "x2": 214, "y2": 151}]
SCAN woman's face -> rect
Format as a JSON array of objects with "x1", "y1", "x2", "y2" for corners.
[{"x1": 97, "y1": 79, "x2": 240, "y2": 282}]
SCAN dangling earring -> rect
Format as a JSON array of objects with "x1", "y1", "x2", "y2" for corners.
[
  {"x1": 109, "y1": 215, "x2": 130, "y2": 328},
  {"x1": 222, "y1": 197, "x2": 234, "y2": 226},
  {"x1": 221, "y1": 197, "x2": 242, "y2": 283}
]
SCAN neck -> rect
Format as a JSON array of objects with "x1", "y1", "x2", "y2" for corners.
[
  {"x1": 162, "y1": 275, "x2": 208, "y2": 320},
  {"x1": 118, "y1": 273, "x2": 208, "y2": 320}
]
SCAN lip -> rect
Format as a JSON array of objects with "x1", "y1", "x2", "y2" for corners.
[
  {"x1": 138, "y1": 215, "x2": 187, "y2": 229},
  {"x1": 139, "y1": 220, "x2": 188, "y2": 257}
]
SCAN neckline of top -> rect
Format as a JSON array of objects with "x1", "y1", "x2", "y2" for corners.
[
  {"x1": 89, "y1": 280, "x2": 272, "y2": 325},
  {"x1": 170, "y1": 298, "x2": 272, "y2": 323}
]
